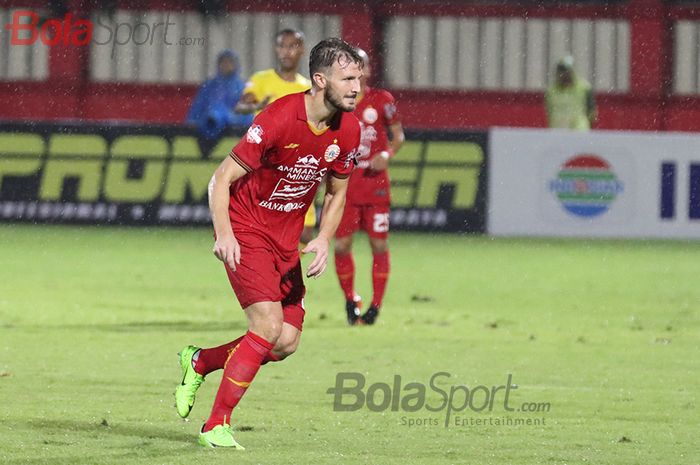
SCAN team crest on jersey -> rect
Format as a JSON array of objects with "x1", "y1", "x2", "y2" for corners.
[
  {"x1": 246, "y1": 124, "x2": 264, "y2": 144},
  {"x1": 324, "y1": 143, "x2": 341, "y2": 162},
  {"x1": 362, "y1": 107, "x2": 378, "y2": 124}
]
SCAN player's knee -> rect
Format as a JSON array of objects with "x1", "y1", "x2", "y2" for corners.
[
  {"x1": 250, "y1": 314, "x2": 284, "y2": 344},
  {"x1": 275, "y1": 340, "x2": 299, "y2": 360},
  {"x1": 274, "y1": 333, "x2": 300, "y2": 359},
  {"x1": 335, "y1": 238, "x2": 352, "y2": 255},
  {"x1": 370, "y1": 239, "x2": 388, "y2": 254}
]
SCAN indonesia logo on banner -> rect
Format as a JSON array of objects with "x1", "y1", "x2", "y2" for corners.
[{"x1": 548, "y1": 154, "x2": 625, "y2": 218}]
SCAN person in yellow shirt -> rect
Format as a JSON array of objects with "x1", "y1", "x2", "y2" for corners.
[
  {"x1": 545, "y1": 56, "x2": 597, "y2": 131},
  {"x1": 236, "y1": 28, "x2": 317, "y2": 243}
]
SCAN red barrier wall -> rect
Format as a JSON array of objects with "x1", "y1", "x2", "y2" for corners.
[{"x1": 1, "y1": 0, "x2": 699, "y2": 131}]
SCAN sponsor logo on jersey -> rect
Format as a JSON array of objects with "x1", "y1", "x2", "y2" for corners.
[
  {"x1": 360, "y1": 124, "x2": 378, "y2": 144},
  {"x1": 362, "y1": 107, "x2": 378, "y2": 124},
  {"x1": 246, "y1": 124, "x2": 264, "y2": 144},
  {"x1": 358, "y1": 124, "x2": 377, "y2": 162},
  {"x1": 296, "y1": 154, "x2": 320, "y2": 168},
  {"x1": 277, "y1": 166, "x2": 327, "y2": 182},
  {"x1": 276, "y1": 155, "x2": 326, "y2": 182},
  {"x1": 259, "y1": 200, "x2": 306, "y2": 212},
  {"x1": 324, "y1": 144, "x2": 341, "y2": 162},
  {"x1": 269, "y1": 179, "x2": 315, "y2": 201}
]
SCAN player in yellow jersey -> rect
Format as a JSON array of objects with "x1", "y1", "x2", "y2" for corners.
[{"x1": 236, "y1": 28, "x2": 317, "y2": 243}]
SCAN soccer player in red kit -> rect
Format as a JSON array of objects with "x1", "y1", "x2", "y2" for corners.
[
  {"x1": 334, "y1": 48, "x2": 404, "y2": 326},
  {"x1": 174, "y1": 38, "x2": 363, "y2": 449}
]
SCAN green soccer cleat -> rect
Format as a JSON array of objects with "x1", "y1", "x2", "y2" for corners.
[
  {"x1": 175, "y1": 345, "x2": 204, "y2": 418},
  {"x1": 198, "y1": 424, "x2": 245, "y2": 449}
]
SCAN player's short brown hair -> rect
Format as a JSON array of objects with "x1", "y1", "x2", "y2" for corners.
[{"x1": 309, "y1": 37, "x2": 363, "y2": 78}]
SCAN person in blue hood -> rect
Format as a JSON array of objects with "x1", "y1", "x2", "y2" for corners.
[{"x1": 186, "y1": 50, "x2": 253, "y2": 141}]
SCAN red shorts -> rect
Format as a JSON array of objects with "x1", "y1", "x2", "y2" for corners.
[
  {"x1": 336, "y1": 203, "x2": 390, "y2": 239},
  {"x1": 224, "y1": 232, "x2": 306, "y2": 331}
]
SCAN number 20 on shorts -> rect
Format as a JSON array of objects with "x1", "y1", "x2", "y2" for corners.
[{"x1": 373, "y1": 213, "x2": 389, "y2": 233}]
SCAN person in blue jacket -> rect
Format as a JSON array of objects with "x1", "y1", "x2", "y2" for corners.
[{"x1": 186, "y1": 50, "x2": 253, "y2": 142}]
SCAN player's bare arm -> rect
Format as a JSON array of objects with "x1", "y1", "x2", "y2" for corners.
[
  {"x1": 208, "y1": 155, "x2": 249, "y2": 270},
  {"x1": 303, "y1": 174, "x2": 350, "y2": 278},
  {"x1": 369, "y1": 122, "x2": 405, "y2": 171},
  {"x1": 235, "y1": 93, "x2": 271, "y2": 114},
  {"x1": 389, "y1": 122, "x2": 405, "y2": 154}
]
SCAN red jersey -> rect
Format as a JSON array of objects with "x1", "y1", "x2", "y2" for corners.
[
  {"x1": 228, "y1": 92, "x2": 361, "y2": 253},
  {"x1": 347, "y1": 86, "x2": 400, "y2": 205}
]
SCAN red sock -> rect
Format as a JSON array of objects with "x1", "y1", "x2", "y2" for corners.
[
  {"x1": 194, "y1": 335, "x2": 244, "y2": 376},
  {"x1": 203, "y1": 331, "x2": 273, "y2": 431},
  {"x1": 335, "y1": 252, "x2": 355, "y2": 301},
  {"x1": 371, "y1": 251, "x2": 390, "y2": 308},
  {"x1": 261, "y1": 350, "x2": 279, "y2": 365},
  {"x1": 195, "y1": 337, "x2": 279, "y2": 375}
]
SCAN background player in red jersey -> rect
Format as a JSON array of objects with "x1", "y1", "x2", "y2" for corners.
[
  {"x1": 174, "y1": 38, "x2": 363, "y2": 449},
  {"x1": 334, "y1": 48, "x2": 405, "y2": 326}
]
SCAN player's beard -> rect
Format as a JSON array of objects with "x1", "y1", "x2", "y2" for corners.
[{"x1": 325, "y1": 82, "x2": 356, "y2": 112}]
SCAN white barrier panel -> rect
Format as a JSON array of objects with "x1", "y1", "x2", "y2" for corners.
[{"x1": 488, "y1": 128, "x2": 700, "y2": 239}]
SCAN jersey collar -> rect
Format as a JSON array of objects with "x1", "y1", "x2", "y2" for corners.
[{"x1": 298, "y1": 91, "x2": 340, "y2": 135}]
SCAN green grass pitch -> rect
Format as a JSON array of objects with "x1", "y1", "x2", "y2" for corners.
[{"x1": 0, "y1": 225, "x2": 697, "y2": 464}]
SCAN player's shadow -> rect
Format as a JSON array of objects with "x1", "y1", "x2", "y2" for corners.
[
  {"x1": 18, "y1": 418, "x2": 261, "y2": 464},
  {"x1": 4, "y1": 456, "x2": 124, "y2": 465},
  {"x1": 28, "y1": 418, "x2": 194, "y2": 444},
  {"x1": 23, "y1": 320, "x2": 247, "y2": 333},
  {"x1": 7, "y1": 418, "x2": 200, "y2": 464}
]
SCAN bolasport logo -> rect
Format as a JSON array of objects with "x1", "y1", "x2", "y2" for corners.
[
  {"x1": 2, "y1": 10, "x2": 205, "y2": 58},
  {"x1": 327, "y1": 372, "x2": 551, "y2": 428}
]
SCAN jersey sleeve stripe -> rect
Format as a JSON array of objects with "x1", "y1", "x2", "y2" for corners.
[
  {"x1": 330, "y1": 171, "x2": 351, "y2": 180},
  {"x1": 229, "y1": 152, "x2": 253, "y2": 172}
]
